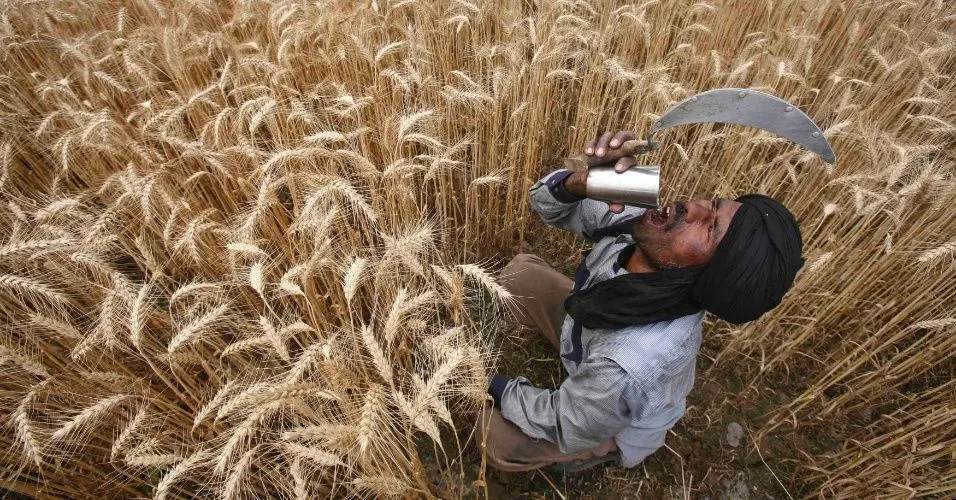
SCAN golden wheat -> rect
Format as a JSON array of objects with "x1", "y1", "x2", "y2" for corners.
[{"x1": 0, "y1": 0, "x2": 952, "y2": 497}]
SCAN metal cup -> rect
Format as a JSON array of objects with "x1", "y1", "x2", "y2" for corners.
[{"x1": 585, "y1": 166, "x2": 660, "y2": 209}]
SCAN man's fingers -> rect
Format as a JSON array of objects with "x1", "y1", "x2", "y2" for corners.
[
  {"x1": 608, "y1": 202, "x2": 625, "y2": 214},
  {"x1": 609, "y1": 131, "x2": 636, "y2": 148},
  {"x1": 595, "y1": 132, "x2": 613, "y2": 157},
  {"x1": 614, "y1": 156, "x2": 637, "y2": 173},
  {"x1": 587, "y1": 130, "x2": 638, "y2": 162}
]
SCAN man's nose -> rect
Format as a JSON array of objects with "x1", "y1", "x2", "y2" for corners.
[{"x1": 682, "y1": 200, "x2": 711, "y2": 223}]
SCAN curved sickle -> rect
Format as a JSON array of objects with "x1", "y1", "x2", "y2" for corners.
[{"x1": 648, "y1": 88, "x2": 837, "y2": 164}]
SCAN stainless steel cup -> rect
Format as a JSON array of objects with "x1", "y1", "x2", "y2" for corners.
[{"x1": 585, "y1": 166, "x2": 660, "y2": 208}]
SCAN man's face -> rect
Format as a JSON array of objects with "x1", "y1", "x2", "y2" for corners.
[{"x1": 631, "y1": 198, "x2": 742, "y2": 270}]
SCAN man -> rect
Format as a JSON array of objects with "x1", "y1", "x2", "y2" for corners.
[{"x1": 479, "y1": 130, "x2": 805, "y2": 472}]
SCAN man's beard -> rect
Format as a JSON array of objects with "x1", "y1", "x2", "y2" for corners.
[{"x1": 631, "y1": 222, "x2": 679, "y2": 271}]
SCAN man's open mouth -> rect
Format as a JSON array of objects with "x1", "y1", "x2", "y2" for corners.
[{"x1": 642, "y1": 202, "x2": 684, "y2": 229}]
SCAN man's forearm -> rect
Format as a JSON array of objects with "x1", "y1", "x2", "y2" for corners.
[{"x1": 563, "y1": 171, "x2": 587, "y2": 198}]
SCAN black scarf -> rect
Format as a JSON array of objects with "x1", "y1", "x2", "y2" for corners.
[{"x1": 564, "y1": 244, "x2": 705, "y2": 329}]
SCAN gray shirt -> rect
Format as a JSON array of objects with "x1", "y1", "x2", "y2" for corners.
[{"x1": 497, "y1": 169, "x2": 704, "y2": 468}]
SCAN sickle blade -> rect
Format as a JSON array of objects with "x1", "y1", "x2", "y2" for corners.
[{"x1": 650, "y1": 88, "x2": 837, "y2": 164}]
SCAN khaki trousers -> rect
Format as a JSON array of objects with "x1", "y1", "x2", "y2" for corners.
[{"x1": 477, "y1": 253, "x2": 617, "y2": 472}]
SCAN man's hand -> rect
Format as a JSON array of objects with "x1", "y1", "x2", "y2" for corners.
[
  {"x1": 584, "y1": 131, "x2": 641, "y2": 173},
  {"x1": 570, "y1": 130, "x2": 645, "y2": 213}
]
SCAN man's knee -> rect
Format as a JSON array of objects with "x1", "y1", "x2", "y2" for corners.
[
  {"x1": 512, "y1": 253, "x2": 538, "y2": 263},
  {"x1": 500, "y1": 253, "x2": 542, "y2": 285},
  {"x1": 503, "y1": 253, "x2": 538, "y2": 273}
]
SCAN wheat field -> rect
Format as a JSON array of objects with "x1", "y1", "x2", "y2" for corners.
[{"x1": 0, "y1": 0, "x2": 953, "y2": 498}]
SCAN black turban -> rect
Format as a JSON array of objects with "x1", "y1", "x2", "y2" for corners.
[
  {"x1": 564, "y1": 194, "x2": 804, "y2": 329},
  {"x1": 692, "y1": 194, "x2": 804, "y2": 324}
]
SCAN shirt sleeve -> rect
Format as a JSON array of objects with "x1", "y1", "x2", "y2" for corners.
[
  {"x1": 491, "y1": 357, "x2": 647, "y2": 454},
  {"x1": 529, "y1": 169, "x2": 646, "y2": 241}
]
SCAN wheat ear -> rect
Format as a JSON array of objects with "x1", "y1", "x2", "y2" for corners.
[
  {"x1": 0, "y1": 273, "x2": 68, "y2": 306},
  {"x1": 352, "y1": 475, "x2": 409, "y2": 497},
  {"x1": 342, "y1": 257, "x2": 367, "y2": 304},
  {"x1": 917, "y1": 238, "x2": 956, "y2": 264},
  {"x1": 52, "y1": 394, "x2": 134, "y2": 441},
  {"x1": 283, "y1": 442, "x2": 346, "y2": 468},
  {"x1": 193, "y1": 381, "x2": 238, "y2": 431},
  {"x1": 222, "y1": 444, "x2": 261, "y2": 500},
  {"x1": 154, "y1": 449, "x2": 213, "y2": 500},
  {"x1": 14, "y1": 381, "x2": 48, "y2": 466},
  {"x1": 393, "y1": 390, "x2": 442, "y2": 447},
  {"x1": 360, "y1": 325, "x2": 393, "y2": 384},
  {"x1": 168, "y1": 303, "x2": 229, "y2": 353},
  {"x1": 357, "y1": 384, "x2": 386, "y2": 456},
  {"x1": 456, "y1": 264, "x2": 512, "y2": 301},
  {"x1": 111, "y1": 405, "x2": 148, "y2": 460},
  {"x1": 130, "y1": 283, "x2": 151, "y2": 350},
  {"x1": 248, "y1": 261, "x2": 267, "y2": 300}
]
